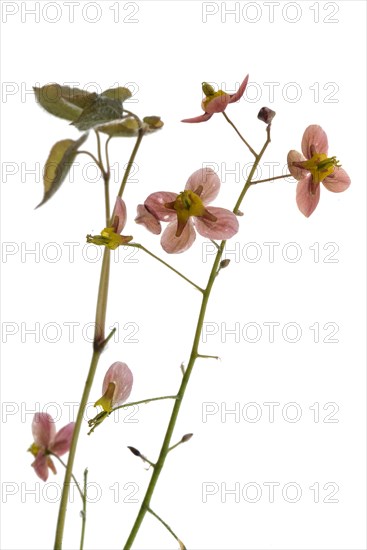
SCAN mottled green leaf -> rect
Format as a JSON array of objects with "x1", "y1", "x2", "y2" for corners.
[
  {"x1": 101, "y1": 87, "x2": 132, "y2": 103},
  {"x1": 97, "y1": 117, "x2": 141, "y2": 137},
  {"x1": 33, "y1": 84, "x2": 96, "y2": 122},
  {"x1": 37, "y1": 133, "x2": 88, "y2": 208},
  {"x1": 72, "y1": 95, "x2": 123, "y2": 131}
]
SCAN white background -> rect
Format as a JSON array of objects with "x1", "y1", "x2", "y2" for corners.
[{"x1": 1, "y1": 1, "x2": 366, "y2": 549}]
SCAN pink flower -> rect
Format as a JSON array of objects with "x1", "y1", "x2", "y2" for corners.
[
  {"x1": 95, "y1": 362, "x2": 133, "y2": 412},
  {"x1": 182, "y1": 75, "x2": 249, "y2": 123},
  {"x1": 111, "y1": 196, "x2": 127, "y2": 233},
  {"x1": 140, "y1": 168, "x2": 239, "y2": 254},
  {"x1": 28, "y1": 413, "x2": 74, "y2": 481},
  {"x1": 87, "y1": 197, "x2": 133, "y2": 249},
  {"x1": 287, "y1": 125, "x2": 351, "y2": 217},
  {"x1": 135, "y1": 204, "x2": 162, "y2": 235}
]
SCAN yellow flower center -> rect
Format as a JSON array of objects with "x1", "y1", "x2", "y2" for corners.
[
  {"x1": 94, "y1": 381, "x2": 116, "y2": 412},
  {"x1": 28, "y1": 442, "x2": 40, "y2": 457},
  {"x1": 86, "y1": 228, "x2": 133, "y2": 250},
  {"x1": 165, "y1": 188, "x2": 217, "y2": 238},
  {"x1": 301, "y1": 153, "x2": 340, "y2": 184},
  {"x1": 201, "y1": 82, "x2": 228, "y2": 109},
  {"x1": 174, "y1": 190, "x2": 206, "y2": 218}
]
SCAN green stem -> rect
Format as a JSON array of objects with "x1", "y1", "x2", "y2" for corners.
[
  {"x1": 94, "y1": 248, "x2": 111, "y2": 347},
  {"x1": 88, "y1": 395, "x2": 178, "y2": 435},
  {"x1": 123, "y1": 125, "x2": 272, "y2": 549},
  {"x1": 147, "y1": 507, "x2": 185, "y2": 548},
  {"x1": 54, "y1": 349, "x2": 100, "y2": 549},
  {"x1": 104, "y1": 175, "x2": 111, "y2": 227},
  {"x1": 222, "y1": 111, "x2": 257, "y2": 157},
  {"x1": 80, "y1": 469, "x2": 88, "y2": 550},
  {"x1": 76, "y1": 151, "x2": 104, "y2": 174},
  {"x1": 113, "y1": 395, "x2": 178, "y2": 412},
  {"x1": 233, "y1": 124, "x2": 271, "y2": 215},
  {"x1": 127, "y1": 243, "x2": 203, "y2": 293},
  {"x1": 50, "y1": 455, "x2": 87, "y2": 550},
  {"x1": 118, "y1": 130, "x2": 144, "y2": 197},
  {"x1": 252, "y1": 173, "x2": 291, "y2": 185},
  {"x1": 50, "y1": 454, "x2": 84, "y2": 502},
  {"x1": 54, "y1": 130, "x2": 146, "y2": 549}
]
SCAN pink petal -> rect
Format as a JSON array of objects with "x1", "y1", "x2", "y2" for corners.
[
  {"x1": 229, "y1": 74, "x2": 249, "y2": 103},
  {"x1": 194, "y1": 207, "x2": 239, "y2": 240},
  {"x1": 301, "y1": 125, "x2": 328, "y2": 158},
  {"x1": 111, "y1": 197, "x2": 127, "y2": 233},
  {"x1": 31, "y1": 452, "x2": 49, "y2": 482},
  {"x1": 296, "y1": 176, "x2": 321, "y2": 217},
  {"x1": 32, "y1": 413, "x2": 56, "y2": 449},
  {"x1": 145, "y1": 192, "x2": 178, "y2": 222},
  {"x1": 185, "y1": 168, "x2": 220, "y2": 204},
  {"x1": 161, "y1": 220, "x2": 196, "y2": 254},
  {"x1": 51, "y1": 423, "x2": 75, "y2": 456},
  {"x1": 102, "y1": 362, "x2": 133, "y2": 408},
  {"x1": 287, "y1": 150, "x2": 307, "y2": 181},
  {"x1": 181, "y1": 113, "x2": 213, "y2": 123},
  {"x1": 135, "y1": 204, "x2": 161, "y2": 234},
  {"x1": 322, "y1": 167, "x2": 351, "y2": 193},
  {"x1": 204, "y1": 94, "x2": 231, "y2": 114}
]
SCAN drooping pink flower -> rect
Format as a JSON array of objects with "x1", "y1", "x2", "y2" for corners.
[
  {"x1": 287, "y1": 125, "x2": 351, "y2": 217},
  {"x1": 141, "y1": 168, "x2": 239, "y2": 254},
  {"x1": 87, "y1": 196, "x2": 132, "y2": 249},
  {"x1": 28, "y1": 413, "x2": 74, "y2": 481},
  {"x1": 111, "y1": 196, "x2": 127, "y2": 233},
  {"x1": 95, "y1": 362, "x2": 133, "y2": 413},
  {"x1": 182, "y1": 75, "x2": 249, "y2": 123}
]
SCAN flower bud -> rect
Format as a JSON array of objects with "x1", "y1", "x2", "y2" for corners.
[
  {"x1": 127, "y1": 446, "x2": 141, "y2": 457},
  {"x1": 220, "y1": 259, "x2": 230, "y2": 269},
  {"x1": 257, "y1": 107, "x2": 276, "y2": 124}
]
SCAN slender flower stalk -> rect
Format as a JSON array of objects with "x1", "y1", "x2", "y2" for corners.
[
  {"x1": 126, "y1": 243, "x2": 204, "y2": 292},
  {"x1": 118, "y1": 129, "x2": 144, "y2": 197},
  {"x1": 123, "y1": 126, "x2": 272, "y2": 549},
  {"x1": 251, "y1": 173, "x2": 292, "y2": 184},
  {"x1": 80, "y1": 469, "x2": 88, "y2": 550},
  {"x1": 222, "y1": 111, "x2": 257, "y2": 157}
]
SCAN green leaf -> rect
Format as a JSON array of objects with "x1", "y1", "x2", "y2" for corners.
[
  {"x1": 101, "y1": 86, "x2": 132, "y2": 103},
  {"x1": 72, "y1": 95, "x2": 123, "y2": 131},
  {"x1": 97, "y1": 117, "x2": 141, "y2": 137},
  {"x1": 37, "y1": 133, "x2": 88, "y2": 208},
  {"x1": 33, "y1": 84, "x2": 96, "y2": 122}
]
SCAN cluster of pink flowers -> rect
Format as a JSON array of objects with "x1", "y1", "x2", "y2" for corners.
[
  {"x1": 30, "y1": 73, "x2": 351, "y2": 481},
  {"x1": 29, "y1": 362, "x2": 133, "y2": 480}
]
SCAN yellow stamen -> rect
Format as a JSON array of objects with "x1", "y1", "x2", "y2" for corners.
[
  {"x1": 94, "y1": 382, "x2": 116, "y2": 413},
  {"x1": 300, "y1": 153, "x2": 340, "y2": 184},
  {"x1": 28, "y1": 442, "x2": 40, "y2": 457},
  {"x1": 86, "y1": 228, "x2": 133, "y2": 250}
]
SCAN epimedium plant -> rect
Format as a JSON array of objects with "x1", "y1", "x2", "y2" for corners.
[{"x1": 29, "y1": 75, "x2": 350, "y2": 550}]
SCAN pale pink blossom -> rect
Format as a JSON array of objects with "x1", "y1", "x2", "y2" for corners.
[
  {"x1": 95, "y1": 362, "x2": 133, "y2": 412},
  {"x1": 142, "y1": 168, "x2": 239, "y2": 253},
  {"x1": 135, "y1": 204, "x2": 162, "y2": 235},
  {"x1": 182, "y1": 75, "x2": 249, "y2": 123},
  {"x1": 287, "y1": 125, "x2": 351, "y2": 217},
  {"x1": 87, "y1": 197, "x2": 132, "y2": 250},
  {"x1": 28, "y1": 413, "x2": 74, "y2": 481},
  {"x1": 111, "y1": 196, "x2": 127, "y2": 233}
]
